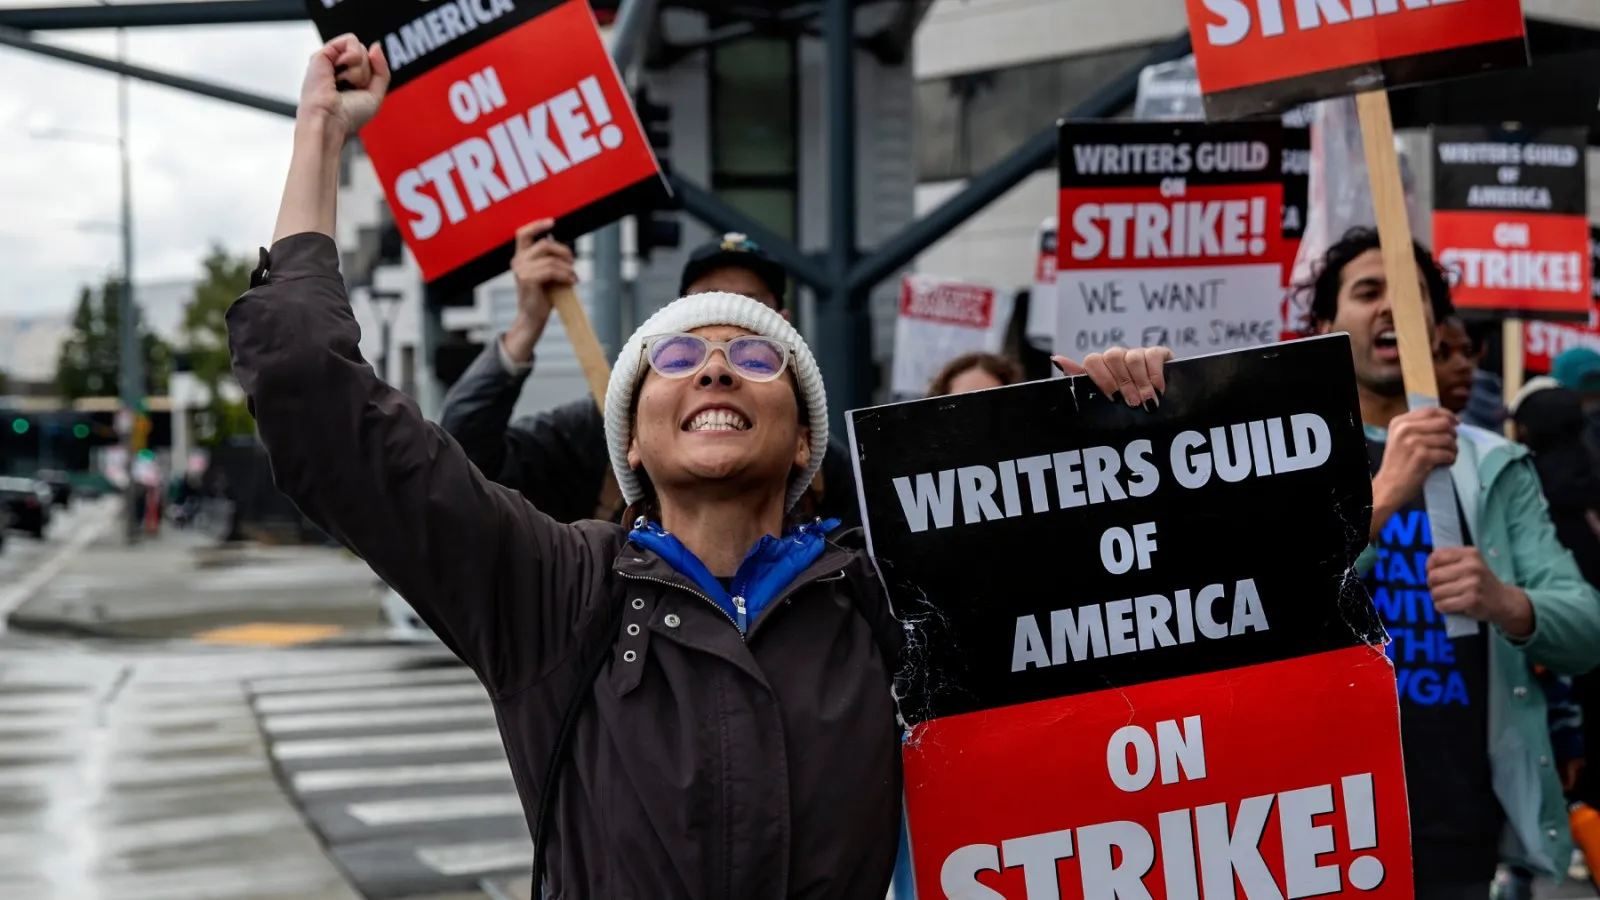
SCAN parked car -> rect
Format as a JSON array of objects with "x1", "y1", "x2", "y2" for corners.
[
  {"x1": 34, "y1": 470, "x2": 73, "y2": 508},
  {"x1": 0, "y1": 477, "x2": 52, "y2": 538}
]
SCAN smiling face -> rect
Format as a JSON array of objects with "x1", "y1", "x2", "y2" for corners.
[
  {"x1": 626, "y1": 324, "x2": 811, "y2": 499},
  {"x1": 1315, "y1": 248, "x2": 1438, "y2": 396}
]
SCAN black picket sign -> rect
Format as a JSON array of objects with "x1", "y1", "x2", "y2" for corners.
[{"x1": 846, "y1": 335, "x2": 1379, "y2": 725}]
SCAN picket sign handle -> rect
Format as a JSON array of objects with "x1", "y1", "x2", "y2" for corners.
[
  {"x1": 548, "y1": 283, "x2": 614, "y2": 413},
  {"x1": 1355, "y1": 90, "x2": 1479, "y2": 639},
  {"x1": 1502, "y1": 317, "x2": 1525, "y2": 439}
]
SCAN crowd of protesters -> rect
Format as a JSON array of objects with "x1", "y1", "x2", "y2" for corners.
[
  {"x1": 234, "y1": 34, "x2": 1600, "y2": 900},
  {"x1": 434, "y1": 214, "x2": 1600, "y2": 898}
]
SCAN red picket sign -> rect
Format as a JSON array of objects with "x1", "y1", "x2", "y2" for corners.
[
  {"x1": 1184, "y1": 0, "x2": 1528, "y2": 119},
  {"x1": 357, "y1": 0, "x2": 664, "y2": 294},
  {"x1": 906, "y1": 647, "x2": 1412, "y2": 899}
]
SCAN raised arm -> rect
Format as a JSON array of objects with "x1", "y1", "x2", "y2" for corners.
[
  {"x1": 229, "y1": 36, "x2": 612, "y2": 694},
  {"x1": 438, "y1": 219, "x2": 577, "y2": 487}
]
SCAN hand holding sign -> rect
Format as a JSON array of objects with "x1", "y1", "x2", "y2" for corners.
[
  {"x1": 1052, "y1": 346, "x2": 1173, "y2": 409},
  {"x1": 502, "y1": 218, "x2": 576, "y2": 364},
  {"x1": 1368, "y1": 407, "x2": 1458, "y2": 543},
  {"x1": 300, "y1": 34, "x2": 391, "y2": 138},
  {"x1": 1427, "y1": 547, "x2": 1536, "y2": 639}
]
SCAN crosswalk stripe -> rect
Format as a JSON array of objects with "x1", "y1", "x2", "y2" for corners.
[
  {"x1": 0, "y1": 693, "x2": 95, "y2": 714},
  {"x1": 346, "y1": 793, "x2": 523, "y2": 827},
  {"x1": 415, "y1": 839, "x2": 534, "y2": 877},
  {"x1": 262, "y1": 704, "x2": 494, "y2": 735},
  {"x1": 248, "y1": 666, "x2": 477, "y2": 695},
  {"x1": 293, "y1": 759, "x2": 512, "y2": 793},
  {"x1": 272, "y1": 729, "x2": 503, "y2": 761},
  {"x1": 254, "y1": 683, "x2": 488, "y2": 714}
]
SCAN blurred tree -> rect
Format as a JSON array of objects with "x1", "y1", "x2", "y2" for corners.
[
  {"x1": 182, "y1": 245, "x2": 254, "y2": 447},
  {"x1": 56, "y1": 277, "x2": 172, "y2": 402}
]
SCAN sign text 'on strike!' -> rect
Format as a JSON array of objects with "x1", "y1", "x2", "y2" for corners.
[
  {"x1": 309, "y1": 0, "x2": 665, "y2": 295},
  {"x1": 1183, "y1": 0, "x2": 1528, "y2": 119}
]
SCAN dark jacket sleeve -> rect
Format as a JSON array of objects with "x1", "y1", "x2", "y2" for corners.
[
  {"x1": 501, "y1": 399, "x2": 613, "y2": 524},
  {"x1": 438, "y1": 340, "x2": 530, "y2": 488},
  {"x1": 226, "y1": 233, "x2": 614, "y2": 696}
]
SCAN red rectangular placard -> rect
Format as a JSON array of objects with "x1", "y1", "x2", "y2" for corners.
[
  {"x1": 1433, "y1": 211, "x2": 1591, "y2": 319},
  {"x1": 906, "y1": 646, "x2": 1412, "y2": 899},
  {"x1": 360, "y1": 0, "x2": 662, "y2": 290},
  {"x1": 1185, "y1": 0, "x2": 1528, "y2": 119}
]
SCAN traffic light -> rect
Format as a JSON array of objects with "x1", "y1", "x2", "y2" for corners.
[
  {"x1": 73, "y1": 424, "x2": 90, "y2": 440},
  {"x1": 631, "y1": 85, "x2": 681, "y2": 264},
  {"x1": 10, "y1": 417, "x2": 27, "y2": 435}
]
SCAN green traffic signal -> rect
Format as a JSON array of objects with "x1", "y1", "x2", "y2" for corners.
[
  {"x1": 73, "y1": 424, "x2": 90, "y2": 439},
  {"x1": 136, "y1": 449, "x2": 155, "y2": 462},
  {"x1": 10, "y1": 418, "x2": 27, "y2": 435}
]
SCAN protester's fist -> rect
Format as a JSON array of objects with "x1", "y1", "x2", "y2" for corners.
[
  {"x1": 299, "y1": 34, "x2": 390, "y2": 138},
  {"x1": 1053, "y1": 346, "x2": 1172, "y2": 410},
  {"x1": 499, "y1": 219, "x2": 577, "y2": 363},
  {"x1": 1426, "y1": 546, "x2": 1533, "y2": 637},
  {"x1": 1373, "y1": 407, "x2": 1458, "y2": 511},
  {"x1": 511, "y1": 218, "x2": 577, "y2": 316}
]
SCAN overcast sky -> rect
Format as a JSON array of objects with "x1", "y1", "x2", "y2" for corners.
[{"x1": 0, "y1": 11, "x2": 321, "y2": 317}]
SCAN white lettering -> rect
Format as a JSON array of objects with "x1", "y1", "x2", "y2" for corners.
[
  {"x1": 382, "y1": 0, "x2": 515, "y2": 71},
  {"x1": 1070, "y1": 200, "x2": 1268, "y2": 262},
  {"x1": 1020, "y1": 579, "x2": 1269, "y2": 669}
]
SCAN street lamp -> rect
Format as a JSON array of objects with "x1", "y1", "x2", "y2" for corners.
[
  {"x1": 368, "y1": 290, "x2": 404, "y2": 384},
  {"x1": 31, "y1": 0, "x2": 141, "y2": 541}
]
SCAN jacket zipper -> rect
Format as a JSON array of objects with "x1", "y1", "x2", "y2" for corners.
[
  {"x1": 616, "y1": 563, "x2": 850, "y2": 639},
  {"x1": 744, "y1": 569, "x2": 847, "y2": 639},
  {"x1": 615, "y1": 571, "x2": 745, "y2": 640}
]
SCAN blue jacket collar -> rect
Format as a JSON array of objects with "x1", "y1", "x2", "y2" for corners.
[{"x1": 627, "y1": 517, "x2": 841, "y2": 634}]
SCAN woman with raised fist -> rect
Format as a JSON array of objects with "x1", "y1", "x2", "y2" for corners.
[{"x1": 227, "y1": 34, "x2": 1166, "y2": 898}]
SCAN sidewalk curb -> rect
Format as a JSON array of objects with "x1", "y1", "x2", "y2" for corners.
[{"x1": 0, "y1": 500, "x2": 117, "y2": 636}]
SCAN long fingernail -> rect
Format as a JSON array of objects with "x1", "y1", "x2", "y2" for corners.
[
  {"x1": 1142, "y1": 398, "x2": 1158, "y2": 413},
  {"x1": 1110, "y1": 390, "x2": 1122, "y2": 404}
]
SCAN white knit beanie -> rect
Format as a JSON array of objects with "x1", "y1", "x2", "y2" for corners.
[{"x1": 604, "y1": 291, "x2": 829, "y2": 514}]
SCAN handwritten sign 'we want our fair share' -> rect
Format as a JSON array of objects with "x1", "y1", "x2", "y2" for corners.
[
  {"x1": 1056, "y1": 121, "x2": 1285, "y2": 358},
  {"x1": 847, "y1": 334, "x2": 1414, "y2": 899},
  {"x1": 306, "y1": 0, "x2": 666, "y2": 296}
]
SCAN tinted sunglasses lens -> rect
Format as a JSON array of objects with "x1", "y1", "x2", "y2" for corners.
[
  {"x1": 649, "y1": 335, "x2": 707, "y2": 377},
  {"x1": 728, "y1": 338, "x2": 786, "y2": 380}
]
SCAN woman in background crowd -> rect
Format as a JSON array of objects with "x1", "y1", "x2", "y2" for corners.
[{"x1": 926, "y1": 351, "x2": 1023, "y2": 397}]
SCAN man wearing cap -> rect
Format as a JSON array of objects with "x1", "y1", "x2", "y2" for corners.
[{"x1": 439, "y1": 222, "x2": 860, "y2": 526}]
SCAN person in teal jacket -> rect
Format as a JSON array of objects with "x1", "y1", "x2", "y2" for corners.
[{"x1": 1306, "y1": 227, "x2": 1600, "y2": 899}]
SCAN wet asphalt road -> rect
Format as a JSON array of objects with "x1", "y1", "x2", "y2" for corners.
[{"x1": 0, "y1": 632, "x2": 526, "y2": 900}]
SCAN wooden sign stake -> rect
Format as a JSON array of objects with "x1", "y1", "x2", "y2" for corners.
[
  {"x1": 1354, "y1": 89, "x2": 1478, "y2": 638},
  {"x1": 1502, "y1": 317, "x2": 1525, "y2": 439},
  {"x1": 548, "y1": 283, "x2": 615, "y2": 413}
]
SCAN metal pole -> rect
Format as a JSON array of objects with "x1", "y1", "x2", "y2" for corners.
[
  {"x1": 0, "y1": 23, "x2": 299, "y2": 119},
  {"x1": 0, "y1": 0, "x2": 304, "y2": 31},
  {"x1": 113, "y1": 23, "x2": 143, "y2": 543},
  {"x1": 592, "y1": 227, "x2": 624, "y2": 360},
  {"x1": 380, "y1": 318, "x2": 392, "y2": 383},
  {"x1": 816, "y1": 0, "x2": 866, "y2": 432},
  {"x1": 606, "y1": 0, "x2": 658, "y2": 72}
]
